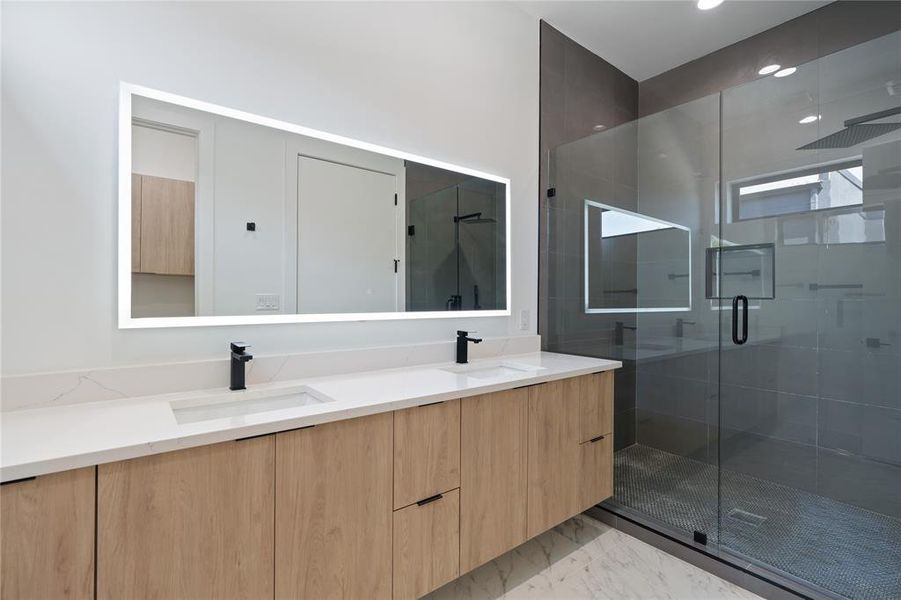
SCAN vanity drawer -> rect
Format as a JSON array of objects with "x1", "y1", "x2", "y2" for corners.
[
  {"x1": 579, "y1": 371, "x2": 614, "y2": 443},
  {"x1": 394, "y1": 399, "x2": 461, "y2": 510},
  {"x1": 580, "y1": 433, "x2": 614, "y2": 511},
  {"x1": 393, "y1": 488, "x2": 460, "y2": 600}
]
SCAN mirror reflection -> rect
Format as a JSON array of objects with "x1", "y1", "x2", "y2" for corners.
[
  {"x1": 584, "y1": 201, "x2": 690, "y2": 312},
  {"x1": 127, "y1": 93, "x2": 507, "y2": 320}
]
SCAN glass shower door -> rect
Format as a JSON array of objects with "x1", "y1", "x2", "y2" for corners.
[
  {"x1": 717, "y1": 31, "x2": 901, "y2": 598},
  {"x1": 548, "y1": 92, "x2": 723, "y2": 547}
]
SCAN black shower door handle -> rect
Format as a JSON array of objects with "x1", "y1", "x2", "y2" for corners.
[{"x1": 732, "y1": 295, "x2": 749, "y2": 345}]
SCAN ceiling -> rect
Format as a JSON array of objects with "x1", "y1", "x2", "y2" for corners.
[{"x1": 516, "y1": 1, "x2": 831, "y2": 81}]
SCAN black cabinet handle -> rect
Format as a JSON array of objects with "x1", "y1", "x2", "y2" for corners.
[
  {"x1": 732, "y1": 295, "x2": 748, "y2": 345},
  {"x1": 589, "y1": 435, "x2": 605, "y2": 443},
  {"x1": 1, "y1": 476, "x2": 36, "y2": 486},
  {"x1": 416, "y1": 493, "x2": 443, "y2": 506}
]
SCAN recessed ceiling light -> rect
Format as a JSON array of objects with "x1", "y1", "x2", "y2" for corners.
[
  {"x1": 758, "y1": 64, "x2": 781, "y2": 75},
  {"x1": 697, "y1": 0, "x2": 724, "y2": 9},
  {"x1": 774, "y1": 67, "x2": 797, "y2": 78},
  {"x1": 593, "y1": 124, "x2": 606, "y2": 131},
  {"x1": 799, "y1": 115, "x2": 821, "y2": 124}
]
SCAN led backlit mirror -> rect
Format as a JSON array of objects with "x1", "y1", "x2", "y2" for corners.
[
  {"x1": 119, "y1": 84, "x2": 509, "y2": 328},
  {"x1": 584, "y1": 201, "x2": 691, "y2": 313}
]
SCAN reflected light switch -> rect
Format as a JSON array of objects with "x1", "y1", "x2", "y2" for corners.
[{"x1": 256, "y1": 294, "x2": 279, "y2": 311}]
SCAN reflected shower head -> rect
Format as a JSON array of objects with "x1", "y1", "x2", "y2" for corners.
[
  {"x1": 798, "y1": 106, "x2": 901, "y2": 150},
  {"x1": 454, "y1": 212, "x2": 497, "y2": 224}
]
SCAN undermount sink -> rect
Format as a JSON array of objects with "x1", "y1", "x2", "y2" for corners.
[
  {"x1": 441, "y1": 360, "x2": 546, "y2": 380},
  {"x1": 170, "y1": 385, "x2": 335, "y2": 424}
]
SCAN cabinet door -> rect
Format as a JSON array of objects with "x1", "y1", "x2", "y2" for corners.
[
  {"x1": 394, "y1": 399, "x2": 460, "y2": 509},
  {"x1": 579, "y1": 371, "x2": 614, "y2": 443},
  {"x1": 131, "y1": 173, "x2": 142, "y2": 272},
  {"x1": 1, "y1": 468, "x2": 95, "y2": 600},
  {"x1": 528, "y1": 378, "x2": 581, "y2": 538},
  {"x1": 393, "y1": 489, "x2": 460, "y2": 600},
  {"x1": 460, "y1": 388, "x2": 528, "y2": 572},
  {"x1": 139, "y1": 174, "x2": 195, "y2": 275},
  {"x1": 97, "y1": 437, "x2": 274, "y2": 600},
  {"x1": 580, "y1": 434, "x2": 614, "y2": 511},
  {"x1": 276, "y1": 413, "x2": 393, "y2": 599}
]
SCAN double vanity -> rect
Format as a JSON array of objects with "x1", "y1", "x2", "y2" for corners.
[{"x1": 1, "y1": 351, "x2": 619, "y2": 600}]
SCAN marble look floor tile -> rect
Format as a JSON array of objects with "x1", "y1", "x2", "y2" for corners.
[{"x1": 426, "y1": 514, "x2": 760, "y2": 600}]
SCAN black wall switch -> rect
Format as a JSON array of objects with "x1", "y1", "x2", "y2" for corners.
[{"x1": 246, "y1": 222, "x2": 256, "y2": 231}]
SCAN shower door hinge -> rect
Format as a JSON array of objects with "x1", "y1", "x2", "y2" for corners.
[
  {"x1": 407, "y1": 225, "x2": 415, "y2": 236},
  {"x1": 693, "y1": 530, "x2": 708, "y2": 545},
  {"x1": 547, "y1": 187, "x2": 556, "y2": 198},
  {"x1": 394, "y1": 259, "x2": 399, "y2": 273}
]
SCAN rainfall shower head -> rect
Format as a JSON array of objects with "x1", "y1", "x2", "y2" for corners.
[
  {"x1": 454, "y1": 212, "x2": 497, "y2": 224},
  {"x1": 798, "y1": 106, "x2": 901, "y2": 150}
]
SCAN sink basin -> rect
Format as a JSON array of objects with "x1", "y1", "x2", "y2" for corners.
[
  {"x1": 170, "y1": 385, "x2": 335, "y2": 424},
  {"x1": 441, "y1": 361, "x2": 546, "y2": 380}
]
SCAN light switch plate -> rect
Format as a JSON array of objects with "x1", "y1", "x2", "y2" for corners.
[
  {"x1": 519, "y1": 309, "x2": 529, "y2": 331},
  {"x1": 256, "y1": 294, "x2": 280, "y2": 311}
]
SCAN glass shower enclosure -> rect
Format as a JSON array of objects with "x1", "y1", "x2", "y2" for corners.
[{"x1": 545, "y1": 31, "x2": 901, "y2": 599}]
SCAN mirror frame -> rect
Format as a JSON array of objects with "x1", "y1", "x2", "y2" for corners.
[
  {"x1": 118, "y1": 83, "x2": 511, "y2": 328},
  {"x1": 583, "y1": 199, "x2": 692, "y2": 314}
]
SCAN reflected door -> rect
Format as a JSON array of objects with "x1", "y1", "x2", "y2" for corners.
[{"x1": 297, "y1": 156, "x2": 398, "y2": 313}]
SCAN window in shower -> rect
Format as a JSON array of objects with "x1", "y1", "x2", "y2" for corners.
[{"x1": 730, "y1": 159, "x2": 863, "y2": 221}]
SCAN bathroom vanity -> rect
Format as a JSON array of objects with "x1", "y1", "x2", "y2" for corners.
[{"x1": 0, "y1": 353, "x2": 618, "y2": 600}]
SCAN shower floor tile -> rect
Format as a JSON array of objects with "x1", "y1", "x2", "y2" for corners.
[{"x1": 613, "y1": 444, "x2": 901, "y2": 600}]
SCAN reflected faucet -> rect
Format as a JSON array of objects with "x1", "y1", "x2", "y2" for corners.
[
  {"x1": 229, "y1": 342, "x2": 253, "y2": 391},
  {"x1": 675, "y1": 318, "x2": 696, "y2": 338},
  {"x1": 614, "y1": 321, "x2": 637, "y2": 346}
]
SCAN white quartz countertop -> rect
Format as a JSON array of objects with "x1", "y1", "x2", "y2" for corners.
[{"x1": 0, "y1": 352, "x2": 620, "y2": 481}]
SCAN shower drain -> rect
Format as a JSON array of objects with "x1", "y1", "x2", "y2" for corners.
[{"x1": 727, "y1": 508, "x2": 767, "y2": 527}]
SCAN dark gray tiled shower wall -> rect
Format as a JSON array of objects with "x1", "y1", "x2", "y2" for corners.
[{"x1": 539, "y1": 21, "x2": 639, "y2": 450}]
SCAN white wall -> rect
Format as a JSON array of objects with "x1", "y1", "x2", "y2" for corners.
[
  {"x1": 132, "y1": 125, "x2": 196, "y2": 182},
  {"x1": 0, "y1": 1, "x2": 539, "y2": 375}
]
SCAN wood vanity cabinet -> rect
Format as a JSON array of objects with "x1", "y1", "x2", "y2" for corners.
[
  {"x1": 0, "y1": 467, "x2": 95, "y2": 600},
  {"x1": 132, "y1": 173, "x2": 195, "y2": 276},
  {"x1": 393, "y1": 488, "x2": 460, "y2": 600},
  {"x1": 4, "y1": 369, "x2": 616, "y2": 600},
  {"x1": 527, "y1": 377, "x2": 582, "y2": 537},
  {"x1": 96, "y1": 436, "x2": 274, "y2": 600},
  {"x1": 393, "y1": 399, "x2": 462, "y2": 599},
  {"x1": 460, "y1": 388, "x2": 529, "y2": 572},
  {"x1": 394, "y1": 399, "x2": 461, "y2": 510},
  {"x1": 580, "y1": 370, "x2": 614, "y2": 443},
  {"x1": 580, "y1": 433, "x2": 614, "y2": 511},
  {"x1": 275, "y1": 412, "x2": 393, "y2": 600},
  {"x1": 528, "y1": 374, "x2": 615, "y2": 538}
]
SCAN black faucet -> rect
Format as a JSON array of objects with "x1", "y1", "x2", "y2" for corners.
[
  {"x1": 614, "y1": 321, "x2": 637, "y2": 346},
  {"x1": 456, "y1": 330, "x2": 482, "y2": 364},
  {"x1": 229, "y1": 342, "x2": 253, "y2": 390}
]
